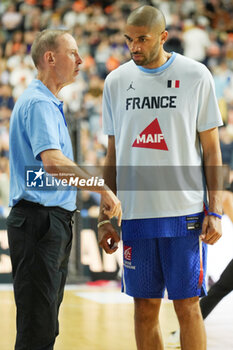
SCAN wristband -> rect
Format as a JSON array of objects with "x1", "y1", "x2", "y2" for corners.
[
  {"x1": 208, "y1": 212, "x2": 222, "y2": 219},
  {"x1": 97, "y1": 220, "x2": 111, "y2": 228}
]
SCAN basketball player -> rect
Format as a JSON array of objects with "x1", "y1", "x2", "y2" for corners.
[
  {"x1": 98, "y1": 6, "x2": 222, "y2": 350},
  {"x1": 7, "y1": 30, "x2": 121, "y2": 350}
]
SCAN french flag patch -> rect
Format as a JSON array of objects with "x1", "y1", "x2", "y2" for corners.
[{"x1": 167, "y1": 80, "x2": 180, "y2": 88}]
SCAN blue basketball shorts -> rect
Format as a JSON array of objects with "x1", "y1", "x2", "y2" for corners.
[{"x1": 122, "y1": 234, "x2": 207, "y2": 300}]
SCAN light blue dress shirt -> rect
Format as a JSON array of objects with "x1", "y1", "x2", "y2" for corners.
[{"x1": 9, "y1": 79, "x2": 77, "y2": 211}]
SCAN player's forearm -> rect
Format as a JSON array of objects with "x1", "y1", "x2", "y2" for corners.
[{"x1": 203, "y1": 149, "x2": 223, "y2": 214}]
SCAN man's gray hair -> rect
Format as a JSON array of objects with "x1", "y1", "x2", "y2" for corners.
[{"x1": 31, "y1": 29, "x2": 69, "y2": 68}]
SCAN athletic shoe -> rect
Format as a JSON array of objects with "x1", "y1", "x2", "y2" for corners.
[{"x1": 165, "y1": 330, "x2": 180, "y2": 348}]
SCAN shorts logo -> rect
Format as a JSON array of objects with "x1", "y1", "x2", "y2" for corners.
[
  {"x1": 124, "y1": 246, "x2": 132, "y2": 261},
  {"x1": 187, "y1": 222, "x2": 201, "y2": 230},
  {"x1": 132, "y1": 118, "x2": 168, "y2": 151},
  {"x1": 186, "y1": 216, "x2": 199, "y2": 221}
]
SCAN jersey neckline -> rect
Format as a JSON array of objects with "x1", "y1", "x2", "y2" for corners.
[{"x1": 137, "y1": 52, "x2": 177, "y2": 74}]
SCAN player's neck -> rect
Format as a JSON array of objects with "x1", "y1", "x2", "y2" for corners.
[{"x1": 142, "y1": 50, "x2": 172, "y2": 70}]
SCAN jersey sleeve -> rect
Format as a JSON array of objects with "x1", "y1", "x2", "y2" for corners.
[
  {"x1": 102, "y1": 79, "x2": 115, "y2": 135},
  {"x1": 197, "y1": 68, "x2": 223, "y2": 132},
  {"x1": 25, "y1": 101, "x2": 61, "y2": 161}
]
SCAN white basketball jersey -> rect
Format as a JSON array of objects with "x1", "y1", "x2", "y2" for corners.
[{"x1": 102, "y1": 53, "x2": 223, "y2": 219}]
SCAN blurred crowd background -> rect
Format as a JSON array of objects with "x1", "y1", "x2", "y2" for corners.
[{"x1": 0, "y1": 0, "x2": 233, "y2": 218}]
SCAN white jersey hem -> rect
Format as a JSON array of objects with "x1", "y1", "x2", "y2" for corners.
[{"x1": 122, "y1": 203, "x2": 204, "y2": 220}]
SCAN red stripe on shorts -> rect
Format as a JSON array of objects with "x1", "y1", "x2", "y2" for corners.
[{"x1": 198, "y1": 238, "x2": 204, "y2": 289}]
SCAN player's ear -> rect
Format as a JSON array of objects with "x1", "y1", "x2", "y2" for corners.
[{"x1": 161, "y1": 30, "x2": 168, "y2": 45}]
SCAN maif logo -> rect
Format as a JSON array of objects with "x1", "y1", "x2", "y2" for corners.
[
  {"x1": 124, "y1": 246, "x2": 132, "y2": 261},
  {"x1": 132, "y1": 118, "x2": 168, "y2": 150}
]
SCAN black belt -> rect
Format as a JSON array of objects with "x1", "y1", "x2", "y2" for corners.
[{"x1": 15, "y1": 199, "x2": 76, "y2": 217}]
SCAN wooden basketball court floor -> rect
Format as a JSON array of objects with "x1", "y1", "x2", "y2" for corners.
[{"x1": 0, "y1": 282, "x2": 233, "y2": 350}]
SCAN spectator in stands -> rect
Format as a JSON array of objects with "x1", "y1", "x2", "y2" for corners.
[
  {"x1": 1, "y1": 4, "x2": 23, "y2": 39},
  {"x1": 183, "y1": 16, "x2": 211, "y2": 63},
  {"x1": 0, "y1": 84, "x2": 14, "y2": 110},
  {"x1": 0, "y1": 157, "x2": 9, "y2": 217}
]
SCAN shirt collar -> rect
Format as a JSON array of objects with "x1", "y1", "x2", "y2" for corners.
[
  {"x1": 32, "y1": 79, "x2": 63, "y2": 106},
  {"x1": 137, "y1": 52, "x2": 177, "y2": 74}
]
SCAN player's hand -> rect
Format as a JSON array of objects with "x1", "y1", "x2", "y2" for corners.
[
  {"x1": 101, "y1": 190, "x2": 122, "y2": 226},
  {"x1": 200, "y1": 215, "x2": 222, "y2": 245},
  {"x1": 98, "y1": 223, "x2": 120, "y2": 254}
]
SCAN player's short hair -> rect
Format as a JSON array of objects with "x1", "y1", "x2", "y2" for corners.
[
  {"x1": 127, "y1": 5, "x2": 166, "y2": 32},
  {"x1": 31, "y1": 29, "x2": 69, "y2": 68}
]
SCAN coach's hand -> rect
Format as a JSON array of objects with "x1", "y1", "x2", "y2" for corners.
[
  {"x1": 98, "y1": 222, "x2": 120, "y2": 254},
  {"x1": 200, "y1": 215, "x2": 222, "y2": 245}
]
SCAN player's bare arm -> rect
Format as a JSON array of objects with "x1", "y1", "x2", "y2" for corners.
[
  {"x1": 40, "y1": 148, "x2": 122, "y2": 223},
  {"x1": 199, "y1": 127, "x2": 223, "y2": 245},
  {"x1": 98, "y1": 136, "x2": 121, "y2": 253}
]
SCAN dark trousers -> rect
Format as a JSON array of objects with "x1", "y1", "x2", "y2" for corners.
[
  {"x1": 200, "y1": 258, "x2": 233, "y2": 319},
  {"x1": 7, "y1": 200, "x2": 74, "y2": 350}
]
